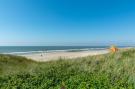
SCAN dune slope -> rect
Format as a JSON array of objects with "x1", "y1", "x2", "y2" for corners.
[{"x1": 0, "y1": 49, "x2": 135, "y2": 89}]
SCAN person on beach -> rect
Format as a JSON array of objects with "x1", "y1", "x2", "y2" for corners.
[
  {"x1": 43, "y1": 50, "x2": 47, "y2": 57},
  {"x1": 40, "y1": 51, "x2": 44, "y2": 57},
  {"x1": 41, "y1": 54, "x2": 43, "y2": 57}
]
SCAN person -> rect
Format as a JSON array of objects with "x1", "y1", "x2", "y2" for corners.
[
  {"x1": 43, "y1": 50, "x2": 47, "y2": 56},
  {"x1": 41, "y1": 54, "x2": 43, "y2": 57}
]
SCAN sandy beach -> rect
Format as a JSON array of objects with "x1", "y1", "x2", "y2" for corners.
[{"x1": 21, "y1": 49, "x2": 109, "y2": 62}]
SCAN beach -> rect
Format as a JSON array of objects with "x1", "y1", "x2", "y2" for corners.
[{"x1": 21, "y1": 49, "x2": 109, "y2": 62}]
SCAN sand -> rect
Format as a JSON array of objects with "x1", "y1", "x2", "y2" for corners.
[{"x1": 21, "y1": 49, "x2": 109, "y2": 62}]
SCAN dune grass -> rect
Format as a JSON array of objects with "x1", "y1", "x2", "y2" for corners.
[{"x1": 0, "y1": 49, "x2": 135, "y2": 89}]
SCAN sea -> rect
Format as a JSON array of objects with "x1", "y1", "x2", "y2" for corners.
[{"x1": 0, "y1": 46, "x2": 130, "y2": 55}]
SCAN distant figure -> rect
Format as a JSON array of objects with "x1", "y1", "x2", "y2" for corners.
[
  {"x1": 44, "y1": 50, "x2": 47, "y2": 56},
  {"x1": 110, "y1": 45, "x2": 118, "y2": 53},
  {"x1": 41, "y1": 54, "x2": 43, "y2": 57}
]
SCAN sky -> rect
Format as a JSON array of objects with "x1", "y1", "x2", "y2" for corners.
[{"x1": 0, "y1": 0, "x2": 135, "y2": 46}]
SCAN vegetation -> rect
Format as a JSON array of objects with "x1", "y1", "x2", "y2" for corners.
[{"x1": 0, "y1": 49, "x2": 135, "y2": 89}]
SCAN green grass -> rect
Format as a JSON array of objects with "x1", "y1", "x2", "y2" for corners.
[{"x1": 0, "y1": 49, "x2": 135, "y2": 89}]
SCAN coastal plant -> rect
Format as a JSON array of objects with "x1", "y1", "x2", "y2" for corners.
[{"x1": 0, "y1": 49, "x2": 135, "y2": 88}]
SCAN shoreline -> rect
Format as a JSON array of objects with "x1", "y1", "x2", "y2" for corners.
[{"x1": 20, "y1": 49, "x2": 109, "y2": 62}]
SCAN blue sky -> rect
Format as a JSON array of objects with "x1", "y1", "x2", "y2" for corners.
[{"x1": 0, "y1": 0, "x2": 135, "y2": 46}]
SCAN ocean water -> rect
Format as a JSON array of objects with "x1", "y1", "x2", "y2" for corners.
[{"x1": 0, "y1": 46, "x2": 129, "y2": 55}]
